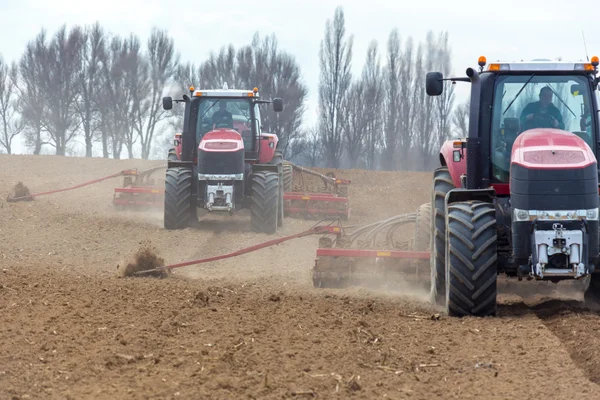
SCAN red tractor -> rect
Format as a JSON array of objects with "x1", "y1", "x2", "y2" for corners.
[
  {"x1": 425, "y1": 56, "x2": 600, "y2": 317},
  {"x1": 161, "y1": 85, "x2": 289, "y2": 234}
]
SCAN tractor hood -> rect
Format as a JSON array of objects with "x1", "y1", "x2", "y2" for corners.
[
  {"x1": 511, "y1": 128, "x2": 596, "y2": 170},
  {"x1": 198, "y1": 128, "x2": 244, "y2": 152}
]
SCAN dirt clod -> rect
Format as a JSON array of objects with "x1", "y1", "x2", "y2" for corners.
[
  {"x1": 6, "y1": 182, "x2": 32, "y2": 202},
  {"x1": 116, "y1": 241, "x2": 168, "y2": 278}
]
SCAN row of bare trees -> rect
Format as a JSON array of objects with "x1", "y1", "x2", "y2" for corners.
[
  {"x1": 293, "y1": 6, "x2": 468, "y2": 170},
  {"x1": 0, "y1": 23, "x2": 307, "y2": 160},
  {"x1": 0, "y1": 14, "x2": 468, "y2": 171},
  {"x1": 0, "y1": 23, "x2": 181, "y2": 158}
]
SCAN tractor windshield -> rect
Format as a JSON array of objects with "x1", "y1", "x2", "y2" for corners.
[
  {"x1": 490, "y1": 74, "x2": 595, "y2": 182},
  {"x1": 196, "y1": 97, "x2": 254, "y2": 147}
]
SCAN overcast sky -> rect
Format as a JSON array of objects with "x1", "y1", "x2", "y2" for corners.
[{"x1": 1, "y1": 0, "x2": 598, "y2": 154}]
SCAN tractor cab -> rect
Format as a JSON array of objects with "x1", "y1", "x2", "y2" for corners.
[
  {"x1": 427, "y1": 57, "x2": 600, "y2": 189},
  {"x1": 164, "y1": 85, "x2": 283, "y2": 165}
]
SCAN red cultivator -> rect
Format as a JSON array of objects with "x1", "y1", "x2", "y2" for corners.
[
  {"x1": 113, "y1": 166, "x2": 166, "y2": 210},
  {"x1": 283, "y1": 162, "x2": 351, "y2": 220},
  {"x1": 311, "y1": 205, "x2": 432, "y2": 291}
]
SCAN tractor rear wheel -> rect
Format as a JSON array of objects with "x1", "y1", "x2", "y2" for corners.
[
  {"x1": 414, "y1": 202, "x2": 432, "y2": 287},
  {"x1": 164, "y1": 167, "x2": 193, "y2": 230},
  {"x1": 430, "y1": 167, "x2": 455, "y2": 306},
  {"x1": 445, "y1": 200, "x2": 498, "y2": 317},
  {"x1": 414, "y1": 202, "x2": 432, "y2": 251},
  {"x1": 250, "y1": 170, "x2": 279, "y2": 234},
  {"x1": 167, "y1": 147, "x2": 178, "y2": 161},
  {"x1": 283, "y1": 162, "x2": 293, "y2": 192},
  {"x1": 584, "y1": 273, "x2": 600, "y2": 305}
]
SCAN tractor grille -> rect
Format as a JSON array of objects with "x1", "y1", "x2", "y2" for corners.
[{"x1": 197, "y1": 149, "x2": 245, "y2": 175}]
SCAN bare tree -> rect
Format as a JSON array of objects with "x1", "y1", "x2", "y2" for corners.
[
  {"x1": 398, "y1": 36, "x2": 416, "y2": 170},
  {"x1": 318, "y1": 6, "x2": 353, "y2": 168},
  {"x1": 452, "y1": 99, "x2": 469, "y2": 138},
  {"x1": 361, "y1": 40, "x2": 384, "y2": 169},
  {"x1": 343, "y1": 80, "x2": 367, "y2": 168},
  {"x1": 432, "y1": 31, "x2": 455, "y2": 152},
  {"x1": 247, "y1": 34, "x2": 307, "y2": 158},
  {"x1": 39, "y1": 25, "x2": 85, "y2": 156},
  {"x1": 134, "y1": 28, "x2": 179, "y2": 159},
  {"x1": 382, "y1": 29, "x2": 401, "y2": 170},
  {"x1": 76, "y1": 22, "x2": 105, "y2": 157},
  {"x1": 292, "y1": 125, "x2": 323, "y2": 167},
  {"x1": 18, "y1": 30, "x2": 48, "y2": 154},
  {"x1": 121, "y1": 34, "x2": 148, "y2": 158},
  {"x1": 0, "y1": 56, "x2": 24, "y2": 153},
  {"x1": 96, "y1": 34, "x2": 134, "y2": 158}
]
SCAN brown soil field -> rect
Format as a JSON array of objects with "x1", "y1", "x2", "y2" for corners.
[{"x1": 2, "y1": 154, "x2": 600, "y2": 399}]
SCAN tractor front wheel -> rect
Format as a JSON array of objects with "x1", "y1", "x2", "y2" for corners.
[
  {"x1": 250, "y1": 171, "x2": 280, "y2": 234},
  {"x1": 164, "y1": 167, "x2": 194, "y2": 230},
  {"x1": 445, "y1": 200, "x2": 498, "y2": 317}
]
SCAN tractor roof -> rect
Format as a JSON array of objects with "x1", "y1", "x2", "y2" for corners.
[
  {"x1": 188, "y1": 83, "x2": 260, "y2": 99},
  {"x1": 479, "y1": 55, "x2": 599, "y2": 74}
]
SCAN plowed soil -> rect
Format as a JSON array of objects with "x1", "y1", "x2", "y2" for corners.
[{"x1": 2, "y1": 154, "x2": 600, "y2": 399}]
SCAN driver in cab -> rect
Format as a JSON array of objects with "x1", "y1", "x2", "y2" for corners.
[
  {"x1": 519, "y1": 86, "x2": 565, "y2": 131},
  {"x1": 212, "y1": 100, "x2": 233, "y2": 128}
]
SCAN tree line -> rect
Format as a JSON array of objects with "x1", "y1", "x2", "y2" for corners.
[{"x1": 0, "y1": 6, "x2": 467, "y2": 171}]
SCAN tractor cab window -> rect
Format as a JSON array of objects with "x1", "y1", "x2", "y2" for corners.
[
  {"x1": 490, "y1": 74, "x2": 595, "y2": 182},
  {"x1": 195, "y1": 98, "x2": 253, "y2": 144}
]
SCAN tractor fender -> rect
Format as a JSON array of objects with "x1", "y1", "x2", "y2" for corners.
[
  {"x1": 445, "y1": 187, "x2": 496, "y2": 209},
  {"x1": 439, "y1": 140, "x2": 466, "y2": 188},
  {"x1": 258, "y1": 133, "x2": 279, "y2": 164}
]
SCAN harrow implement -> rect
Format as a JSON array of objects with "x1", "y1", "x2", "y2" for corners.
[
  {"x1": 283, "y1": 162, "x2": 351, "y2": 220},
  {"x1": 113, "y1": 165, "x2": 166, "y2": 209},
  {"x1": 312, "y1": 208, "x2": 432, "y2": 290}
]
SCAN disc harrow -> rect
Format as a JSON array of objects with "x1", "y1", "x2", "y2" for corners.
[{"x1": 113, "y1": 165, "x2": 166, "y2": 210}]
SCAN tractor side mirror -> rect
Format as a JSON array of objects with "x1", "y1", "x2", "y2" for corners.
[
  {"x1": 162, "y1": 96, "x2": 173, "y2": 110},
  {"x1": 571, "y1": 84, "x2": 583, "y2": 96},
  {"x1": 426, "y1": 72, "x2": 444, "y2": 96},
  {"x1": 272, "y1": 98, "x2": 283, "y2": 112}
]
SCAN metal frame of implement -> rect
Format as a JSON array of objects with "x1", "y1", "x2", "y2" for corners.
[{"x1": 283, "y1": 164, "x2": 351, "y2": 220}]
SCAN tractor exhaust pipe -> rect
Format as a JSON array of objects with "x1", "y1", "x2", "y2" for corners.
[{"x1": 465, "y1": 67, "x2": 483, "y2": 190}]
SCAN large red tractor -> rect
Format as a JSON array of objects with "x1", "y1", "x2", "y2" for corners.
[
  {"x1": 161, "y1": 85, "x2": 287, "y2": 234},
  {"x1": 425, "y1": 56, "x2": 600, "y2": 317}
]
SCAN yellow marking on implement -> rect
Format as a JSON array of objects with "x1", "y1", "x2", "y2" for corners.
[
  {"x1": 377, "y1": 251, "x2": 391, "y2": 257},
  {"x1": 302, "y1": 196, "x2": 310, "y2": 200}
]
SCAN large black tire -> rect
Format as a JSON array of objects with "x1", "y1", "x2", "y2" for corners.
[
  {"x1": 277, "y1": 171, "x2": 284, "y2": 228},
  {"x1": 282, "y1": 162, "x2": 293, "y2": 192},
  {"x1": 445, "y1": 201, "x2": 498, "y2": 317},
  {"x1": 584, "y1": 274, "x2": 600, "y2": 305},
  {"x1": 414, "y1": 202, "x2": 432, "y2": 287},
  {"x1": 164, "y1": 167, "x2": 193, "y2": 230},
  {"x1": 414, "y1": 202, "x2": 432, "y2": 251},
  {"x1": 430, "y1": 167, "x2": 455, "y2": 306},
  {"x1": 271, "y1": 149, "x2": 284, "y2": 165},
  {"x1": 250, "y1": 171, "x2": 280, "y2": 234},
  {"x1": 167, "y1": 147, "x2": 178, "y2": 161}
]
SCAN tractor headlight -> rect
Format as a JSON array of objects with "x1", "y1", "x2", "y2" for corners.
[
  {"x1": 587, "y1": 208, "x2": 599, "y2": 220},
  {"x1": 514, "y1": 209, "x2": 530, "y2": 221}
]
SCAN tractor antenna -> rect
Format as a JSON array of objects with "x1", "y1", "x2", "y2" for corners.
[{"x1": 582, "y1": 30, "x2": 589, "y2": 61}]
